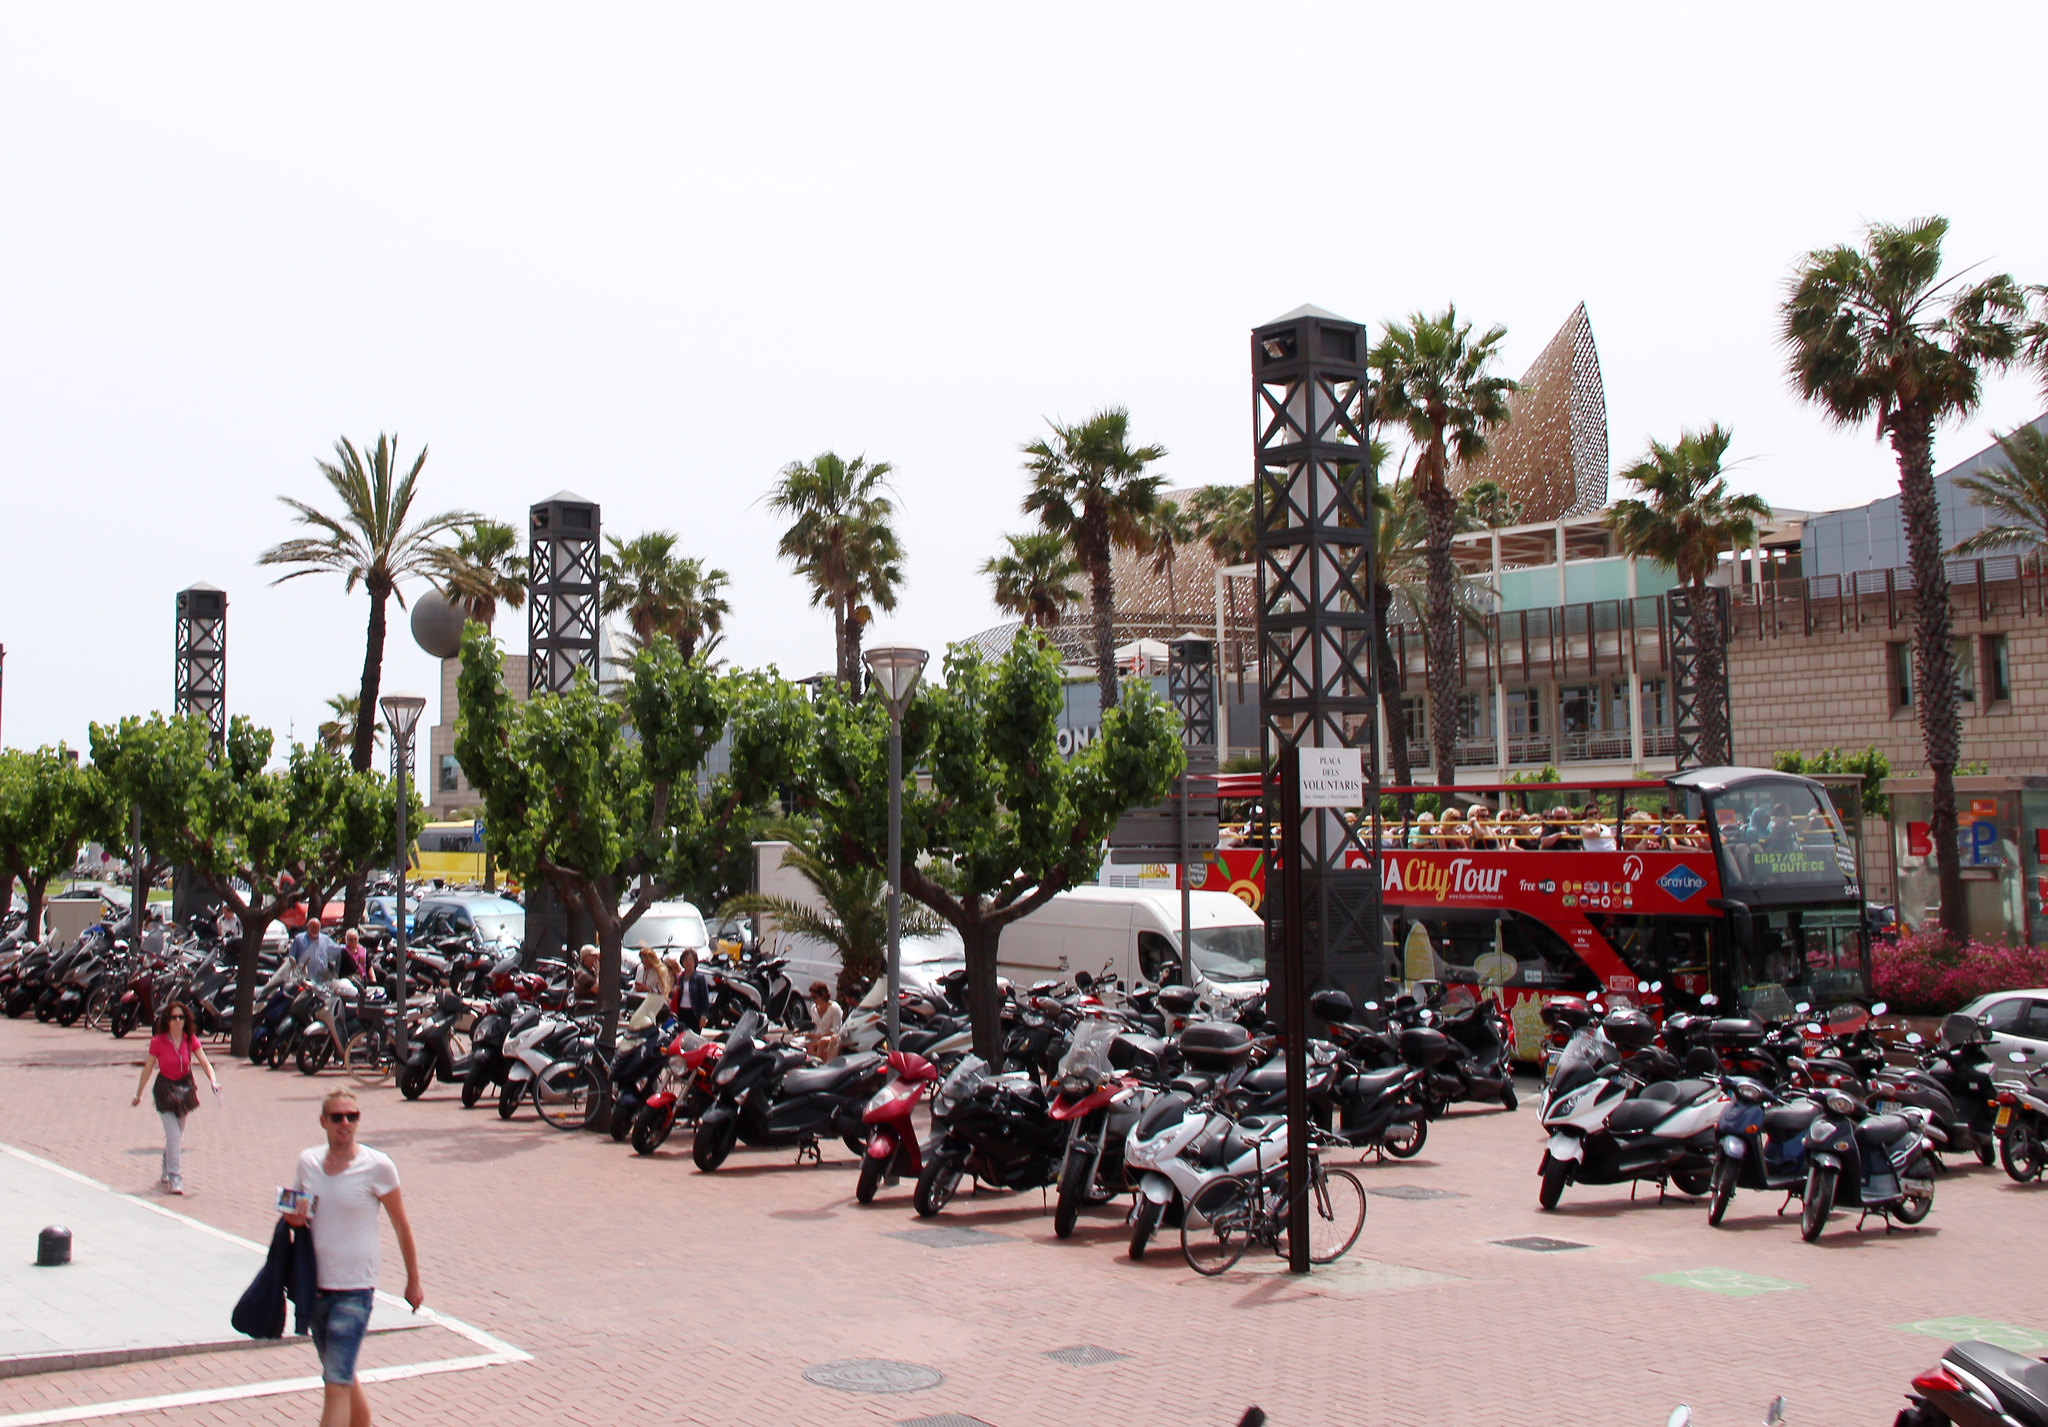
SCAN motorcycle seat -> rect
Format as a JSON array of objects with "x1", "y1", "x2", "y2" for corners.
[
  {"x1": 1171, "y1": 1073, "x2": 1217, "y2": 1098},
  {"x1": 1854, "y1": 1113, "x2": 1912, "y2": 1148},
  {"x1": 1946, "y1": 1342, "x2": 2048, "y2": 1422},
  {"x1": 780, "y1": 1053, "x2": 880, "y2": 1096},
  {"x1": 1762, "y1": 1103, "x2": 1820, "y2": 1137},
  {"x1": 1241, "y1": 1061, "x2": 1288, "y2": 1094},
  {"x1": 1341, "y1": 1067, "x2": 1410, "y2": 1098},
  {"x1": 1637, "y1": 1078, "x2": 1713, "y2": 1106},
  {"x1": 1201, "y1": 1118, "x2": 1276, "y2": 1169},
  {"x1": 1608, "y1": 1098, "x2": 1677, "y2": 1134}
]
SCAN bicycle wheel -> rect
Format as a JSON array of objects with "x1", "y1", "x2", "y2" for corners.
[
  {"x1": 1181, "y1": 1175, "x2": 1253, "y2": 1277},
  {"x1": 1301, "y1": 1164, "x2": 1366, "y2": 1264},
  {"x1": 534, "y1": 1058, "x2": 593, "y2": 1131},
  {"x1": 346, "y1": 1031, "x2": 393, "y2": 1086}
]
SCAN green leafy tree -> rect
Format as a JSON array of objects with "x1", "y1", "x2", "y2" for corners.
[
  {"x1": 1603, "y1": 424, "x2": 1770, "y2": 766},
  {"x1": 317, "y1": 694, "x2": 380, "y2": 758},
  {"x1": 600, "y1": 530, "x2": 732, "y2": 661},
  {"x1": 1782, "y1": 217, "x2": 2027, "y2": 937},
  {"x1": 1953, "y1": 425, "x2": 2048, "y2": 557},
  {"x1": 1187, "y1": 483, "x2": 1254, "y2": 567},
  {"x1": 721, "y1": 820, "x2": 944, "y2": 1003},
  {"x1": 0, "y1": 747, "x2": 111, "y2": 944},
  {"x1": 455, "y1": 625, "x2": 810, "y2": 1039},
  {"x1": 1771, "y1": 747, "x2": 1892, "y2": 820},
  {"x1": 1372, "y1": 308, "x2": 1518, "y2": 788},
  {"x1": 766, "y1": 453, "x2": 903, "y2": 688},
  {"x1": 430, "y1": 519, "x2": 528, "y2": 629},
  {"x1": 1022, "y1": 408, "x2": 1168, "y2": 713},
  {"x1": 90, "y1": 714, "x2": 410, "y2": 1054},
  {"x1": 1459, "y1": 478, "x2": 1523, "y2": 529},
  {"x1": 980, "y1": 532, "x2": 1081, "y2": 631},
  {"x1": 798, "y1": 631, "x2": 1183, "y2": 1061}
]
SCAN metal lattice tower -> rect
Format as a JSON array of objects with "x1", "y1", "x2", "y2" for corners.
[
  {"x1": 527, "y1": 492, "x2": 602, "y2": 696},
  {"x1": 1251, "y1": 305, "x2": 1383, "y2": 999},
  {"x1": 1167, "y1": 637, "x2": 1216, "y2": 751},
  {"x1": 1666, "y1": 585, "x2": 1731, "y2": 769},
  {"x1": 174, "y1": 584, "x2": 227, "y2": 746}
]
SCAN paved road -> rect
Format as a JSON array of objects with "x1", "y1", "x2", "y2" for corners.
[{"x1": 0, "y1": 1015, "x2": 2044, "y2": 1426}]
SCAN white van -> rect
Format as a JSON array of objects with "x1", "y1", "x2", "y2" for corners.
[{"x1": 997, "y1": 887, "x2": 1267, "y2": 997}]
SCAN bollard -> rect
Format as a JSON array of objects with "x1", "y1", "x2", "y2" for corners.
[{"x1": 36, "y1": 1226, "x2": 71, "y2": 1267}]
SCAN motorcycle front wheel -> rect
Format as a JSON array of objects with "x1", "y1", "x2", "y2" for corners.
[
  {"x1": 460, "y1": 1066, "x2": 489, "y2": 1109},
  {"x1": 2002, "y1": 1121, "x2": 2044, "y2": 1182},
  {"x1": 1706, "y1": 1156, "x2": 1737, "y2": 1227},
  {"x1": 1053, "y1": 1140, "x2": 1097, "y2": 1239},
  {"x1": 630, "y1": 1103, "x2": 677, "y2": 1157},
  {"x1": 1538, "y1": 1154, "x2": 1570, "y2": 1210},
  {"x1": 298, "y1": 1038, "x2": 331, "y2": 1076},
  {"x1": 855, "y1": 1143, "x2": 892, "y2": 1205},
  {"x1": 1800, "y1": 1166, "x2": 1835, "y2": 1242},
  {"x1": 1129, "y1": 1196, "x2": 1163, "y2": 1260},
  {"x1": 498, "y1": 1077, "x2": 524, "y2": 1120},
  {"x1": 397, "y1": 1062, "x2": 431, "y2": 1101},
  {"x1": 914, "y1": 1143, "x2": 965, "y2": 1218},
  {"x1": 692, "y1": 1113, "x2": 739, "y2": 1172}
]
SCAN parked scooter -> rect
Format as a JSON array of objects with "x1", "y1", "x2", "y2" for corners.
[
  {"x1": 396, "y1": 991, "x2": 476, "y2": 1100},
  {"x1": 1994, "y1": 1051, "x2": 2048, "y2": 1184},
  {"x1": 628, "y1": 1033, "x2": 723, "y2": 1155},
  {"x1": 1902, "y1": 1013, "x2": 2008, "y2": 1169},
  {"x1": 855, "y1": 1049, "x2": 940, "y2": 1203},
  {"x1": 1893, "y1": 1339, "x2": 2048, "y2": 1426},
  {"x1": 1704, "y1": 1076, "x2": 1818, "y2": 1226},
  {"x1": 1537, "y1": 1015, "x2": 1723, "y2": 1209},
  {"x1": 500, "y1": 1007, "x2": 598, "y2": 1128},
  {"x1": 1795, "y1": 1084, "x2": 1940, "y2": 1241},
  {"x1": 692, "y1": 1011, "x2": 885, "y2": 1171}
]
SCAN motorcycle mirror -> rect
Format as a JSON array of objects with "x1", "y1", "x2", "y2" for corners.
[
  {"x1": 1362, "y1": 1001, "x2": 1379, "y2": 1011},
  {"x1": 1667, "y1": 1408, "x2": 1692, "y2": 1427},
  {"x1": 1870, "y1": 1001, "x2": 1887, "y2": 1017},
  {"x1": 1762, "y1": 1396, "x2": 1786, "y2": 1426},
  {"x1": 1650, "y1": 981, "x2": 1663, "y2": 993}
]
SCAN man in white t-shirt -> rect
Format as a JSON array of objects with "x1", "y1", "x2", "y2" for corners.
[{"x1": 285, "y1": 1090, "x2": 423, "y2": 1427}]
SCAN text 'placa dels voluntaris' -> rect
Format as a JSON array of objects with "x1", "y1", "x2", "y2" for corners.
[{"x1": 1298, "y1": 748, "x2": 1362, "y2": 808}]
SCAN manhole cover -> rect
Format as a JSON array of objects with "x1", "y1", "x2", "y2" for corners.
[
  {"x1": 1492, "y1": 1236, "x2": 1589, "y2": 1252},
  {"x1": 898, "y1": 1417, "x2": 995, "y2": 1427},
  {"x1": 803, "y1": 1360, "x2": 946, "y2": 1395},
  {"x1": 1043, "y1": 1345, "x2": 1128, "y2": 1367},
  {"x1": 887, "y1": 1226, "x2": 1007, "y2": 1248},
  {"x1": 1368, "y1": 1185, "x2": 1463, "y2": 1201}
]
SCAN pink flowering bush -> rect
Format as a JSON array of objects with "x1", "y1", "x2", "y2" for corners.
[{"x1": 1873, "y1": 929, "x2": 2048, "y2": 1014}]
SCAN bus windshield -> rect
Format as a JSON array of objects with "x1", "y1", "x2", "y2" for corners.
[
  {"x1": 1737, "y1": 905, "x2": 1868, "y2": 1017},
  {"x1": 1706, "y1": 777, "x2": 1857, "y2": 898}
]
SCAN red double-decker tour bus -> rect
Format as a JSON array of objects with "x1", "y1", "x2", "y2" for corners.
[{"x1": 1190, "y1": 766, "x2": 1870, "y2": 1062}]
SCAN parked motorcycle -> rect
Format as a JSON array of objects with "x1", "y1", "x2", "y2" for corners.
[
  {"x1": 1705, "y1": 1076, "x2": 1817, "y2": 1226},
  {"x1": 914, "y1": 1053, "x2": 1065, "y2": 1216},
  {"x1": 855, "y1": 1049, "x2": 940, "y2": 1204},
  {"x1": 628, "y1": 1033, "x2": 723, "y2": 1155},
  {"x1": 1796, "y1": 1084, "x2": 1939, "y2": 1241},
  {"x1": 462, "y1": 994, "x2": 534, "y2": 1108},
  {"x1": 500, "y1": 1007, "x2": 599, "y2": 1128},
  {"x1": 692, "y1": 1011, "x2": 884, "y2": 1171},
  {"x1": 1537, "y1": 1014, "x2": 1723, "y2": 1209},
  {"x1": 1893, "y1": 1339, "x2": 2048, "y2": 1426},
  {"x1": 396, "y1": 991, "x2": 476, "y2": 1100},
  {"x1": 1995, "y1": 1051, "x2": 2048, "y2": 1184},
  {"x1": 1049, "y1": 1020, "x2": 1145, "y2": 1238}
]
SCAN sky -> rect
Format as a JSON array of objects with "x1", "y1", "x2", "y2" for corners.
[{"x1": 3, "y1": 2, "x2": 2045, "y2": 788}]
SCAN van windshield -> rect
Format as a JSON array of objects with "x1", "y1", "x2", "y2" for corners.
[{"x1": 1190, "y1": 926, "x2": 1266, "y2": 982}]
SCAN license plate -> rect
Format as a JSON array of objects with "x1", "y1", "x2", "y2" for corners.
[
  {"x1": 1877, "y1": 1101, "x2": 1901, "y2": 1114},
  {"x1": 1997, "y1": 1107, "x2": 2014, "y2": 1128}
]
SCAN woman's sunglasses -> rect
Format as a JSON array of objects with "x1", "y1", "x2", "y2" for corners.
[{"x1": 326, "y1": 1111, "x2": 361, "y2": 1124}]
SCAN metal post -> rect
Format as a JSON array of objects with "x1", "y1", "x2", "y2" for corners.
[
  {"x1": 393, "y1": 749, "x2": 409, "y2": 1060},
  {"x1": 885, "y1": 711, "x2": 904, "y2": 1050},
  {"x1": 130, "y1": 805, "x2": 147, "y2": 949},
  {"x1": 1178, "y1": 760, "x2": 1193, "y2": 983},
  {"x1": 1278, "y1": 745, "x2": 1310, "y2": 1274}
]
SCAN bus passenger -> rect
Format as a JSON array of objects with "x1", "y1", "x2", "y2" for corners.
[
  {"x1": 1511, "y1": 810, "x2": 1543, "y2": 851},
  {"x1": 1539, "y1": 806, "x2": 1578, "y2": 851},
  {"x1": 1436, "y1": 807, "x2": 1467, "y2": 849},
  {"x1": 1411, "y1": 811, "x2": 1435, "y2": 847}
]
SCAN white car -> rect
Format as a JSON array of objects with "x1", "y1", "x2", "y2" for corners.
[
  {"x1": 621, "y1": 900, "x2": 711, "y2": 969},
  {"x1": 1959, "y1": 988, "x2": 2048, "y2": 1068}
]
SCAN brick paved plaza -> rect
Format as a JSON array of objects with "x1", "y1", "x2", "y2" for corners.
[{"x1": 0, "y1": 1014, "x2": 2043, "y2": 1427}]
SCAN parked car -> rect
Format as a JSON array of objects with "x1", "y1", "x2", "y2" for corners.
[
  {"x1": 1959, "y1": 988, "x2": 2048, "y2": 1068},
  {"x1": 622, "y1": 900, "x2": 712, "y2": 968},
  {"x1": 772, "y1": 925, "x2": 965, "y2": 1000},
  {"x1": 412, "y1": 892, "x2": 527, "y2": 952}
]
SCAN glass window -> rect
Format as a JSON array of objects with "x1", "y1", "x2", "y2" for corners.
[
  {"x1": 1980, "y1": 997, "x2": 2027, "y2": 1031},
  {"x1": 1707, "y1": 776, "x2": 1859, "y2": 893},
  {"x1": 2020, "y1": 998, "x2": 2048, "y2": 1038},
  {"x1": 1505, "y1": 687, "x2": 1542, "y2": 735},
  {"x1": 1952, "y1": 637, "x2": 1976, "y2": 703},
  {"x1": 1187, "y1": 926, "x2": 1265, "y2": 983},
  {"x1": 1137, "y1": 931, "x2": 1178, "y2": 983},
  {"x1": 1891, "y1": 642, "x2": 1913, "y2": 708},
  {"x1": 1988, "y1": 634, "x2": 2012, "y2": 702},
  {"x1": 1639, "y1": 678, "x2": 1669, "y2": 730},
  {"x1": 1456, "y1": 693, "x2": 1488, "y2": 740},
  {"x1": 438, "y1": 754, "x2": 460, "y2": 793},
  {"x1": 1401, "y1": 695, "x2": 1427, "y2": 746}
]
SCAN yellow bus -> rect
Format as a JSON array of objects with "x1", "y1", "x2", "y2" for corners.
[{"x1": 413, "y1": 821, "x2": 491, "y2": 886}]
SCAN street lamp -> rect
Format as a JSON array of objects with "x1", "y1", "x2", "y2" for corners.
[
  {"x1": 380, "y1": 692, "x2": 427, "y2": 1059},
  {"x1": 862, "y1": 645, "x2": 928, "y2": 1051}
]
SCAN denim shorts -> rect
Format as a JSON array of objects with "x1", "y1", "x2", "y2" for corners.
[{"x1": 308, "y1": 1288, "x2": 375, "y2": 1385}]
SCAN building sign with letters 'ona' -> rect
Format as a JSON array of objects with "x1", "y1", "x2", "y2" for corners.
[{"x1": 1299, "y1": 748, "x2": 1363, "y2": 808}]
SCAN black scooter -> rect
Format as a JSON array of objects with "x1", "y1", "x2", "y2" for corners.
[
  {"x1": 461, "y1": 994, "x2": 536, "y2": 1108},
  {"x1": 1894, "y1": 1339, "x2": 2048, "y2": 1426},
  {"x1": 692, "y1": 1011, "x2": 885, "y2": 1172},
  {"x1": 608, "y1": 1017, "x2": 678, "y2": 1143},
  {"x1": 1902, "y1": 1014, "x2": 2005, "y2": 1168},
  {"x1": 1705, "y1": 1076, "x2": 1818, "y2": 1226},
  {"x1": 396, "y1": 991, "x2": 475, "y2": 1100},
  {"x1": 1797, "y1": 1085, "x2": 1940, "y2": 1241}
]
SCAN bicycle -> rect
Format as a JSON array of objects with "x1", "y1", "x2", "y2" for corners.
[{"x1": 1181, "y1": 1138, "x2": 1367, "y2": 1276}]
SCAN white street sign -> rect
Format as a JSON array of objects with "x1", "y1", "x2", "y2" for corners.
[{"x1": 1298, "y1": 747, "x2": 1362, "y2": 808}]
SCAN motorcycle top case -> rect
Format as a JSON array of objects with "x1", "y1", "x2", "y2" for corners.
[
  {"x1": 1707, "y1": 1017, "x2": 1767, "y2": 1050},
  {"x1": 1397, "y1": 1027, "x2": 1453, "y2": 1067},
  {"x1": 1180, "y1": 1021, "x2": 1255, "y2": 1072},
  {"x1": 1602, "y1": 1010, "x2": 1655, "y2": 1052}
]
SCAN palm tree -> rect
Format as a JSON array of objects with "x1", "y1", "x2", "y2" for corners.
[
  {"x1": 316, "y1": 694, "x2": 380, "y2": 757},
  {"x1": 260, "y1": 434, "x2": 477, "y2": 772},
  {"x1": 1372, "y1": 308, "x2": 1518, "y2": 788},
  {"x1": 720, "y1": 821, "x2": 942, "y2": 1002},
  {"x1": 1021, "y1": 408, "x2": 1167, "y2": 712},
  {"x1": 599, "y1": 531, "x2": 732, "y2": 661},
  {"x1": 766, "y1": 453, "x2": 903, "y2": 687},
  {"x1": 980, "y1": 532, "x2": 1080, "y2": 630},
  {"x1": 1188, "y1": 483, "x2": 1254, "y2": 567},
  {"x1": 1141, "y1": 498, "x2": 1198, "y2": 627},
  {"x1": 1954, "y1": 425, "x2": 2048, "y2": 557},
  {"x1": 1603, "y1": 426, "x2": 1770, "y2": 767},
  {"x1": 429, "y1": 520, "x2": 527, "y2": 630},
  {"x1": 1782, "y1": 216, "x2": 2027, "y2": 938}
]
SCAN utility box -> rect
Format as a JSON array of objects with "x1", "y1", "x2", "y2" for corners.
[{"x1": 1884, "y1": 774, "x2": 2048, "y2": 946}]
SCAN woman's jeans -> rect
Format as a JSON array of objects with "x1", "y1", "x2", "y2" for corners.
[{"x1": 158, "y1": 1111, "x2": 183, "y2": 1180}]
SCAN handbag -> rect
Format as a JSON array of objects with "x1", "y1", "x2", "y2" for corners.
[{"x1": 153, "y1": 1072, "x2": 201, "y2": 1118}]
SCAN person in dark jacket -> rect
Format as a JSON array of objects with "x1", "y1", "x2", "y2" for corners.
[{"x1": 672, "y1": 949, "x2": 712, "y2": 1031}]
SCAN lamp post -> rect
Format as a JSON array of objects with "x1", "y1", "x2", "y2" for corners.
[
  {"x1": 380, "y1": 692, "x2": 427, "y2": 1059},
  {"x1": 862, "y1": 645, "x2": 928, "y2": 1051}
]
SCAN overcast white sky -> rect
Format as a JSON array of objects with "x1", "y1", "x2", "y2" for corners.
[{"x1": 4, "y1": 3, "x2": 2045, "y2": 780}]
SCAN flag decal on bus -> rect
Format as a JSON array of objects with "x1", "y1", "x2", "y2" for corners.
[{"x1": 1656, "y1": 865, "x2": 1706, "y2": 902}]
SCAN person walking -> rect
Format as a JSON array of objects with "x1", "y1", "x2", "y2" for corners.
[
  {"x1": 292, "y1": 915, "x2": 340, "y2": 983},
  {"x1": 130, "y1": 1001, "x2": 218, "y2": 1195},
  {"x1": 285, "y1": 1089, "x2": 423, "y2": 1427}
]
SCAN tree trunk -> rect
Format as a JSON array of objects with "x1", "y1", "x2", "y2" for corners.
[
  {"x1": 1420, "y1": 462, "x2": 1459, "y2": 790},
  {"x1": 228, "y1": 910, "x2": 273, "y2": 1057},
  {"x1": 958, "y1": 914, "x2": 1006, "y2": 1066},
  {"x1": 831, "y1": 601, "x2": 847, "y2": 686},
  {"x1": 1890, "y1": 411, "x2": 1967, "y2": 939},
  {"x1": 21, "y1": 876, "x2": 48, "y2": 949},
  {"x1": 581, "y1": 881, "x2": 626, "y2": 1048},
  {"x1": 1374, "y1": 592, "x2": 1413, "y2": 796},
  {"x1": 1089, "y1": 536, "x2": 1119, "y2": 714},
  {"x1": 844, "y1": 594, "x2": 865, "y2": 698},
  {"x1": 344, "y1": 582, "x2": 392, "y2": 932}
]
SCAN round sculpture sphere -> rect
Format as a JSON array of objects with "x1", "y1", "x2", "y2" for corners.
[{"x1": 411, "y1": 589, "x2": 466, "y2": 660}]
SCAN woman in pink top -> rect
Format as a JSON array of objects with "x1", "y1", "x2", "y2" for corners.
[{"x1": 130, "y1": 1001, "x2": 218, "y2": 1195}]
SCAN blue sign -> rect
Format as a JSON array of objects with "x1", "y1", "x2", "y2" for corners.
[{"x1": 1657, "y1": 865, "x2": 1706, "y2": 902}]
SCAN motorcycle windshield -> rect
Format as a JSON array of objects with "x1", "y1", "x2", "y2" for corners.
[
  {"x1": 725, "y1": 1009, "x2": 763, "y2": 1059},
  {"x1": 1056, "y1": 1020, "x2": 1117, "y2": 1081},
  {"x1": 1550, "y1": 1030, "x2": 1615, "y2": 1096},
  {"x1": 940, "y1": 1054, "x2": 989, "y2": 1102}
]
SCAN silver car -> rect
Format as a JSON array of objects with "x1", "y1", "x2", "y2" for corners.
[{"x1": 1959, "y1": 988, "x2": 2048, "y2": 1068}]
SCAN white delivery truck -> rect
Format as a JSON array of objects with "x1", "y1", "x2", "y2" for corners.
[{"x1": 997, "y1": 886, "x2": 1267, "y2": 998}]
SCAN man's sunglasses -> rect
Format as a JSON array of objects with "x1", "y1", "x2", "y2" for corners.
[{"x1": 326, "y1": 1112, "x2": 361, "y2": 1124}]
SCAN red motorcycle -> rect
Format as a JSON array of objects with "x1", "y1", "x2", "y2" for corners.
[
  {"x1": 856, "y1": 1049, "x2": 940, "y2": 1203},
  {"x1": 1048, "y1": 1019, "x2": 1140, "y2": 1238},
  {"x1": 628, "y1": 1035, "x2": 724, "y2": 1156}
]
